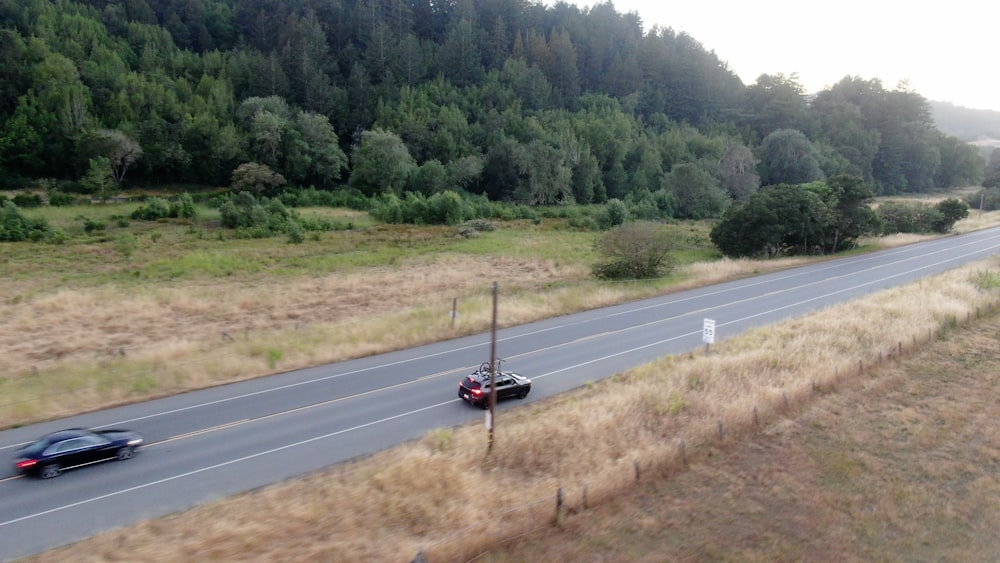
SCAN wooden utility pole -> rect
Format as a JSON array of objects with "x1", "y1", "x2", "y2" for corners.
[{"x1": 487, "y1": 281, "x2": 498, "y2": 455}]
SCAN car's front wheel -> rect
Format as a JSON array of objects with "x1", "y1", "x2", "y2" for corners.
[
  {"x1": 116, "y1": 446, "x2": 136, "y2": 461},
  {"x1": 40, "y1": 464, "x2": 62, "y2": 479},
  {"x1": 518, "y1": 388, "x2": 529, "y2": 399}
]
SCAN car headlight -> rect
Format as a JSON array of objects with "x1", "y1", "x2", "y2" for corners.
[{"x1": 127, "y1": 438, "x2": 143, "y2": 446}]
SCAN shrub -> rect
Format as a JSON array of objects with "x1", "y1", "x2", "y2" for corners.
[
  {"x1": 599, "y1": 198, "x2": 628, "y2": 229},
  {"x1": 12, "y1": 193, "x2": 43, "y2": 208},
  {"x1": 131, "y1": 197, "x2": 172, "y2": 220},
  {"x1": 48, "y1": 191, "x2": 77, "y2": 206},
  {"x1": 219, "y1": 191, "x2": 306, "y2": 238},
  {"x1": 592, "y1": 221, "x2": 676, "y2": 280},
  {"x1": 279, "y1": 187, "x2": 370, "y2": 210},
  {"x1": 131, "y1": 193, "x2": 197, "y2": 221},
  {"x1": 81, "y1": 217, "x2": 107, "y2": 233},
  {"x1": 0, "y1": 200, "x2": 52, "y2": 241},
  {"x1": 877, "y1": 202, "x2": 941, "y2": 235},
  {"x1": 286, "y1": 218, "x2": 304, "y2": 243},
  {"x1": 173, "y1": 193, "x2": 197, "y2": 219}
]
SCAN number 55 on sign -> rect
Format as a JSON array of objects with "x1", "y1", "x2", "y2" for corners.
[{"x1": 702, "y1": 318, "x2": 716, "y2": 345}]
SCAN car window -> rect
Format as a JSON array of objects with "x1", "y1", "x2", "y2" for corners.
[
  {"x1": 79, "y1": 433, "x2": 110, "y2": 447},
  {"x1": 46, "y1": 438, "x2": 87, "y2": 455}
]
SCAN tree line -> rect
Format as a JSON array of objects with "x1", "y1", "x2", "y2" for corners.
[{"x1": 0, "y1": 0, "x2": 987, "y2": 218}]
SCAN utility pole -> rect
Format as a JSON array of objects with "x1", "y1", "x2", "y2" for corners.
[{"x1": 487, "y1": 281, "x2": 498, "y2": 455}]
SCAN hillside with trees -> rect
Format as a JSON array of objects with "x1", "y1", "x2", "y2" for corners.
[{"x1": 0, "y1": 0, "x2": 987, "y2": 221}]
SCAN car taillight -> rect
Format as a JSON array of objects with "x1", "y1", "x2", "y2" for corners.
[
  {"x1": 472, "y1": 389, "x2": 483, "y2": 396},
  {"x1": 16, "y1": 459, "x2": 38, "y2": 469}
]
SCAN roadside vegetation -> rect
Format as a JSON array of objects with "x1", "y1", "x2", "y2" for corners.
[
  {"x1": 1, "y1": 198, "x2": 997, "y2": 428},
  {"x1": 20, "y1": 242, "x2": 1000, "y2": 562}
]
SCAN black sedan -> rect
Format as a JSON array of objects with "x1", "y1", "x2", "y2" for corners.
[
  {"x1": 13, "y1": 428, "x2": 144, "y2": 479},
  {"x1": 458, "y1": 363, "x2": 532, "y2": 408}
]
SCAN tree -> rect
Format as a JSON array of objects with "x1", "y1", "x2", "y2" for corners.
[
  {"x1": 349, "y1": 128, "x2": 416, "y2": 196},
  {"x1": 932, "y1": 198, "x2": 969, "y2": 233},
  {"x1": 289, "y1": 111, "x2": 348, "y2": 186},
  {"x1": 817, "y1": 175, "x2": 877, "y2": 252},
  {"x1": 406, "y1": 159, "x2": 448, "y2": 195},
  {"x1": 663, "y1": 163, "x2": 730, "y2": 219},
  {"x1": 514, "y1": 140, "x2": 572, "y2": 204},
  {"x1": 984, "y1": 149, "x2": 1000, "y2": 188},
  {"x1": 934, "y1": 134, "x2": 984, "y2": 188},
  {"x1": 718, "y1": 143, "x2": 760, "y2": 201},
  {"x1": 82, "y1": 129, "x2": 144, "y2": 186},
  {"x1": 80, "y1": 156, "x2": 117, "y2": 200},
  {"x1": 592, "y1": 221, "x2": 675, "y2": 279},
  {"x1": 758, "y1": 129, "x2": 824, "y2": 186},
  {"x1": 710, "y1": 183, "x2": 830, "y2": 258},
  {"x1": 744, "y1": 73, "x2": 807, "y2": 141},
  {"x1": 231, "y1": 162, "x2": 287, "y2": 196}
]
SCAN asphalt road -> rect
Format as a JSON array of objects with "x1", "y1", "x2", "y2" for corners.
[{"x1": 2, "y1": 227, "x2": 999, "y2": 561}]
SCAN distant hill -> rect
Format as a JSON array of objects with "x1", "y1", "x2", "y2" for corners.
[{"x1": 931, "y1": 101, "x2": 1000, "y2": 143}]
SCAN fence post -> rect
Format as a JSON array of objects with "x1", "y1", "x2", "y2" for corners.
[
  {"x1": 556, "y1": 487, "x2": 564, "y2": 525},
  {"x1": 582, "y1": 484, "x2": 588, "y2": 511},
  {"x1": 634, "y1": 459, "x2": 641, "y2": 482},
  {"x1": 679, "y1": 440, "x2": 688, "y2": 467},
  {"x1": 753, "y1": 405, "x2": 759, "y2": 428},
  {"x1": 717, "y1": 419, "x2": 725, "y2": 442}
]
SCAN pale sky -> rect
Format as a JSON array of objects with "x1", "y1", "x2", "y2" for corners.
[{"x1": 569, "y1": 1, "x2": 999, "y2": 112}]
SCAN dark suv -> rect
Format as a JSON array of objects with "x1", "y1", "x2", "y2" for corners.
[{"x1": 458, "y1": 362, "x2": 532, "y2": 408}]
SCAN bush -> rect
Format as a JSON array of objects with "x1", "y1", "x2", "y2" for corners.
[
  {"x1": 0, "y1": 200, "x2": 52, "y2": 241},
  {"x1": 80, "y1": 216, "x2": 107, "y2": 233},
  {"x1": 279, "y1": 187, "x2": 370, "y2": 210},
  {"x1": 592, "y1": 221, "x2": 676, "y2": 280},
  {"x1": 131, "y1": 197, "x2": 172, "y2": 220},
  {"x1": 218, "y1": 191, "x2": 315, "y2": 239},
  {"x1": 877, "y1": 202, "x2": 940, "y2": 235},
  {"x1": 12, "y1": 193, "x2": 43, "y2": 208},
  {"x1": 599, "y1": 199, "x2": 628, "y2": 229},
  {"x1": 48, "y1": 191, "x2": 77, "y2": 206},
  {"x1": 173, "y1": 193, "x2": 197, "y2": 219},
  {"x1": 131, "y1": 193, "x2": 197, "y2": 221}
]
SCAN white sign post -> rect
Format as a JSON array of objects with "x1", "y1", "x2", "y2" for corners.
[{"x1": 702, "y1": 318, "x2": 716, "y2": 345}]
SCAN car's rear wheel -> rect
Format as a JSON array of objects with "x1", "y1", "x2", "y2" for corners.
[
  {"x1": 40, "y1": 464, "x2": 61, "y2": 479},
  {"x1": 116, "y1": 446, "x2": 136, "y2": 461}
]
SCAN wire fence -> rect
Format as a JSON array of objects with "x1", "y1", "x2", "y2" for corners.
[{"x1": 410, "y1": 301, "x2": 1000, "y2": 562}]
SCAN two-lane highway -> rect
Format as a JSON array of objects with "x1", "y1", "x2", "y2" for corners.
[{"x1": 2, "y1": 227, "x2": 999, "y2": 561}]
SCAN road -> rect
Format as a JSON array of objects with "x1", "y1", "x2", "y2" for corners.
[{"x1": 2, "y1": 227, "x2": 999, "y2": 561}]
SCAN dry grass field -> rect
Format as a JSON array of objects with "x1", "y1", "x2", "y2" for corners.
[
  {"x1": 486, "y1": 314, "x2": 1000, "y2": 562},
  {"x1": 19, "y1": 244, "x2": 1000, "y2": 562},
  {"x1": 1, "y1": 207, "x2": 806, "y2": 428}
]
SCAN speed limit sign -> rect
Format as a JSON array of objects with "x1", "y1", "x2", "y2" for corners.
[{"x1": 702, "y1": 318, "x2": 716, "y2": 344}]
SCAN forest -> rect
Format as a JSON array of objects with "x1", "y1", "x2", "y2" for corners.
[{"x1": 0, "y1": 0, "x2": 989, "y2": 213}]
